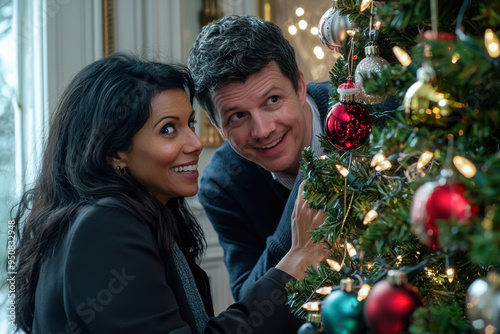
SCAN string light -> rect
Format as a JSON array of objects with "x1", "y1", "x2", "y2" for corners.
[
  {"x1": 446, "y1": 268, "x2": 455, "y2": 283},
  {"x1": 375, "y1": 160, "x2": 392, "y2": 172},
  {"x1": 346, "y1": 29, "x2": 357, "y2": 37},
  {"x1": 316, "y1": 286, "x2": 333, "y2": 295},
  {"x1": 451, "y1": 53, "x2": 460, "y2": 63},
  {"x1": 484, "y1": 28, "x2": 500, "y2": 58},
  {"x1": 346, "y1": 243, "x2": 357, "y2": 257},
  {"x1": 360, "y1": 0, "x2": 372, "y2": 12},
  {"x1": 370, "y1": 152, "x2": 386, "y2": 167},
  {"x1": 453, "y1": 156, "x2": 477, "y2": 178},
  {"x1": 314, "y1": 46, "x2": 325, "y2": 60},
  {"x1": 288, "y1": 25, "x2": 297, "y2": 35},
  {"x1": 363, "y1": 209, "x2": 378, "y2": 225},
  {"x1": 417, "y1": 151, "x2": 434, "y2": 169},
  {"x1": 357, "y1": 284, "x2": 371, "y2": 301},
  {"x1": 327, "y1": 259, "x2": 342, "y2": 272},
  {"x1": 295, "y1": 7, "x2": 304, "y2": 16},
  {"x1": 302, "y1": 301, "x2": 320, "y2": 311},
  {"x1": 298, "y1": 20, "x2": 308, "y2": 30},
  {"x1": 393, "y1": 46, "x2": 412, "y2": 66},
  {"x1": 336, "y1": 164, "x2": 350, "y2": 177}
]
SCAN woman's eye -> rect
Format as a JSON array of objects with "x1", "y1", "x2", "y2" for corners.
[
  {"x1": 189, "y1": 119, "x2": 197, "y2": 129},
  {"x1": 161, "y1": 123, "x2": 175, "y2": 134}
]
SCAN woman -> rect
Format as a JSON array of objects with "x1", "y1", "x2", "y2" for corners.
[{"x1": 10, "y1": 54, "x2": 327, "y2": 333}]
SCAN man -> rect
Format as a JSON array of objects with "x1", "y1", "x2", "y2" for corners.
[{"x1": 188, "y1": 15, "x2": 331, "y2": 301}]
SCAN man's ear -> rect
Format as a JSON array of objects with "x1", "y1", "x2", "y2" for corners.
[{"x1": 297, "y1": 71, "x2": 308, "y2": 107}]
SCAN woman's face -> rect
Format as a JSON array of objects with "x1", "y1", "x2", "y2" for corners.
[{"x1": 116, "y1": 89, "x2": 203, "y2": 204}]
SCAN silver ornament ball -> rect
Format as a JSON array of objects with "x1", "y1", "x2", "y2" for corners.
[{"x1": 354, "y1": 45, "x2": 390, "y2": 105}]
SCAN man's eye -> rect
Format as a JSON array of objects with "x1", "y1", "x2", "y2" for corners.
[
  {"x1": 268, "y1": 96, "x2": 279, "y2": 104},
  {"x1": 161, "y1": 123, "x2": 175, "y2": 134},
  {"x1": 228, "y1": 111, "x2": 246, "y2": 123}
]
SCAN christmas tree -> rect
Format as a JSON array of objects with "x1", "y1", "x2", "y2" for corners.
[{"x1": 288, "y1": 1, "x2": 500, "y2": 333}]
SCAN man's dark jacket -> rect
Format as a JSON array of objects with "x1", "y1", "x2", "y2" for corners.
[{"x1": 198, "y1": 82, "x2": 331, "y2": 302}]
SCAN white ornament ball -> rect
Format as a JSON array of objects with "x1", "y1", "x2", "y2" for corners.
[
  {"x1": 354, "y1": 46, "x2": 390, "y2": 105},
  {"x1": 318, "y1": 7, "x2": 356, "y2": 52}
]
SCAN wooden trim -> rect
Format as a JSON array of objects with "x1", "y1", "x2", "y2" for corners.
[
  {"x1": 102, "y1": 0, "x2": 114, "y2": 57},
  {"x1": 258, "y1": 0, "x2": 273, "y2": 21}
]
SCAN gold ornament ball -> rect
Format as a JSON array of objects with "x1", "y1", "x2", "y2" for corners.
[{"x1": 404, "y1": 66, "x2": 454, "y2": 128}]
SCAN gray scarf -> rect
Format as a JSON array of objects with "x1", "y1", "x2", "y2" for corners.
[{"x1": 171, "y1": 243, "x2": 210, "y2": 333}]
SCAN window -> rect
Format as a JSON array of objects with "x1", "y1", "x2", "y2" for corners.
[
  {"x1": 1, "y1": 1, "x2": 48, "y2": 332},
  {"x1": 0, "y1": 1, "x2": 17, "y2": 331}
]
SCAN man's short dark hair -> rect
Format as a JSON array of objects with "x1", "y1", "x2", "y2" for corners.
[{"x1": 187, "y1": 15, "x2": 300, "y2": 127}]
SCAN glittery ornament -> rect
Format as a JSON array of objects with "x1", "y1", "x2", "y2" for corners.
[
  {"x1": 321, "y1": 278, "x2": 367, "y2": 334},
  {"x1": 318, "y1": 7, "x2": 357, "y2": 52},
  {"x1": 364, "y1": 270, "x2": 422, "y2": 334},
  {"x1": 410, "y1": 169, "x2": 478, "y2": 249},
  {"x1": 354, "y1": 45, "x2": 390, "y2": 104},
  {"x1": 324, "y1": 78, "x2": 372, "y2": 150},
  {"x1": 466, "y1": 272, "x2": 500, "y2": 332},
  {"x1": 404, "y1": 63, "x2": 456, "y2": 128}
]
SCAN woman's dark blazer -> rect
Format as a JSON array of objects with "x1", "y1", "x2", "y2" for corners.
[{"x1": 31, "y1": 198, "x2": 302, "y2": 333}]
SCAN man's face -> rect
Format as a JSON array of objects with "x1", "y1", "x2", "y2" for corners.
[{"x1": 211, "y1": 62, "x2": 312, "y2": 174}]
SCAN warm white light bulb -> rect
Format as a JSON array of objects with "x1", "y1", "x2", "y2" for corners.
[
  {"x1": 375, "y1": 160, "x2": 392, "y2": 172},
  {"x1": 296, "y1": 7, "x2": 305, "y2": 16},
  {"x1": 327, "y1": 259, "x2": 342, "y2": 272},
  {"x1": 360, "y1": 0, "x2": 372, "y2": 11},
  {"x1": 446, "y1": 268, "x2": 455, "y2": 283},
  {"x1": 311, "y1": 27, "x2": 319, "y2": 35},
  {"x1": 485, "y1": 28, "x2": 500, "y2": 58},
  {"x1": 357, "y1": 284, "x2": 371, "y2": 301},
  {"x1": 371, "y1": 152, "x2": 386, "y2": 167},
  {"x1": 316, "y1": 286, "x2": 333, "y2": 295},
  {"x1": 453, "y1": 156, "x2": 477, "y2": 178},
  {"x1": 298, "y1": 20, "x2": 307, "y2": 30},
  {"x1": 363, "y1": 209, "x2": 378, "y2": 225},
  {"x1": 347, "y1": 243, "x2": 357, "y2": 257},
  {"x1": 288, "y1": 25, "x2": 297, "y2": 35},
  {"x1": 302, "y1": 301, "x2": 320, "y2": 311},
  {"x1": 393, "y1": 46, "x2": 412, "y2": 66},
  {"x1": 417, "y1": 151, "x2": 434, "y2": 169},
  {"x1": 346, "y1": 29, "x2": 356, "y2": 37},
  {"x1": 314, "y1": 46, "x2": 325, "y2": 60},
  {"x1": 336, "y1": 164, "x2": 350, "y2": 177}
]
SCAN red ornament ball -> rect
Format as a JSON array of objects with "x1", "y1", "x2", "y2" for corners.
[
  {"x1": 364, "y1": 279, "x2": 422, "y2": 334},
  {"x1": 324, "y1": 101, "x2": 372, "y2": 150},
  {"x1": 410, "y1": 178, "x2": 478, "y2": 248}
]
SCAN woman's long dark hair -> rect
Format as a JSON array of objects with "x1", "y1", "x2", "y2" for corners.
[{"x1": 10, "y1": 53, "x2": 205, "y2": 332}]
